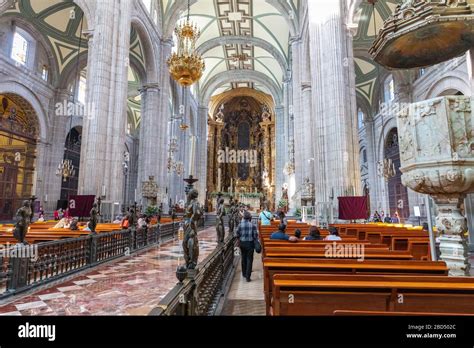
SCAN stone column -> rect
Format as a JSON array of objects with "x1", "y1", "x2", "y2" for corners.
[
  {"x1": 137, "y1": 83, "x2": 160, "y2": 201},
  {"x1": 156, "y1": 39, "x2": 174, "y2": 200},
  {"x1": 206, "y1": 121, "x2": 216, "y2": 195},
  {"x1": 41, "y1": 90, "x2": 72, "y2": 212},
  {"x1": 308, "y1": 0, "x2": 362, "y2": 209},
  {"x1": 434, "y1": 195, "x2": 471, "y2": 276},
  {"x1": 78, "y1": 0, "x2": 132, "y2": 203},
  {"x1": 363, "y1": 117, "x2": 380, "y2": 214},
  {"x1": 275, "y1": 106, "x2": 285, "y2": 206},
  {"x1": 196, "y1": 106, "x2": 208, "y2": 205}
]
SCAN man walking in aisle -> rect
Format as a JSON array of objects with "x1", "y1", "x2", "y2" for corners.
[{"x1": 235, "y1": 211, "x2": 259, "y2": 282}]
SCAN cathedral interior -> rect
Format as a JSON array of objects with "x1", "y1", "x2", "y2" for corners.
[{"x1": 0, "y1": 0, "x2": 474, "y2": 335}]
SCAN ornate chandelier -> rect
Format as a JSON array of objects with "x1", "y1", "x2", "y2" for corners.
[
  {"x1": 167, "y1": 0, "x2": 205, "y2": 87},
  {"x1": 377, "y1": 158, "x2": 396, "y2": 182},
  {"x1": 56, "y1": 159, "x2": 76, "y2": 182}
]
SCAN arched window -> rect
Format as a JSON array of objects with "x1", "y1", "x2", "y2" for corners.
[
  {"x1": 384, "y1": 76, "x2": 395, "y2": 103},
  {"x1": 11, "y1": 31, "x2": 29, "y2": 66},
  {"x1": 357, "y1": 108, "x2": 365, "y2": 129},
  {"x1": 77, "y1": 71, "x2": 87, "y2": 104}
]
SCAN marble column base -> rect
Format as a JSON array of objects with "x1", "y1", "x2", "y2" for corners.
[{"x1": 439, "y1": 235, "x2": 471, "y2": 276}]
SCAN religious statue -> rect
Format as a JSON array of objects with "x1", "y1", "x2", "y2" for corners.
[
  {"x1": 183, "y1": 189, "x2": 202, "y2": 269},
  {"x1": 262, "y1": 105, "x2": 271, "y2": 122},
  {"x1": 89, "y1": 203, "x2": 98, "y2": 234},
  {"x1": 128, "y1": 207, "x2": 137, "y2": 229},
  {"x1": 232, "y1": 201, "x2": 242, "y2": 233},
  {"x1": 228, "y1": 199, "x2": 236, "y2": 234},
  {"x1": 216, "y1": 197, "x2": 225, "y2": 243},
  {"x1": 13, "y1": 200, "x2": 32, "y2": 244}
]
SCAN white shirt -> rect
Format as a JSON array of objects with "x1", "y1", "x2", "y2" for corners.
[{"x1": 325, "y1": 235, "x2": 342, "y2": 241}]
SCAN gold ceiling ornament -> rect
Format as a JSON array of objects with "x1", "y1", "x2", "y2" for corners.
[
  {"x1": 370, "y1": 0, "x2": 474, "y2": 69},
  {"x1": 167, "y1": 0, "x2": 205, "y2": 87}
]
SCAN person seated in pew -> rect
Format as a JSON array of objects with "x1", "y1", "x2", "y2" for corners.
[
  {"x1": 83, "y1": 222, "x2": 91, "y2": 232},
  {"x1": 325, "y1": 227, "x2": 342, "y2": 241},
  {"x1": 270, "y1": 224, "x2": 298, "y2": 242},
  {"x1": 304, "y1": 226, "x2": 323, "y2": 241},
  {"x1": 294, "y1": 229, "x2": 302, "y2": 240},
  {"x1": 69, "y1": 218, "x2": 79, "y2": 231},
  {"x1": 54, "y1": 217, "x2": 71, "y2": 229}
]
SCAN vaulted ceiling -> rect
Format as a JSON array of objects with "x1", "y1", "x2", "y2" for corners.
[
  {"x1": 353, "y1": 0, "x2": 401, "y2": 109},
  {"x1": 180, "y1": 0, "x2": 298, "y2": 96},
  {"x1": 3, "y1": 0, "x2": 147, "y2": 131},
  {"x1": 3, "y1": 0, "x2": 147, "y2": 79}
]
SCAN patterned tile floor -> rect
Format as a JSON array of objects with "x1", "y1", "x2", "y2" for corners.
[
  {"x1": 220, "y1": 254, "x2": 266, "y2": 316},
  {"x1": 0, "y1": 228, "x2": 217, "y2": 316}
]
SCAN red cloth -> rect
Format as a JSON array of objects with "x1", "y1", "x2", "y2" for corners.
[
  {"x1": 338, "y1": 196, "x2": 368, "y2": 220},
  {"x1": 68, "y1": 195, "x2": 95, "y2": 218}
]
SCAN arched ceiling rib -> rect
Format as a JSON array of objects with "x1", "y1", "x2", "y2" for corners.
[
  {"x1": 353, "y1": 0, "x2": 401, "y2": 108},
  {"x1": 180, "y1": 0, "x2": 296, "y2": 95}
]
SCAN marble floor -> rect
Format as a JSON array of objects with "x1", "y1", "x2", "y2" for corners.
[
  {"x1": 220, "y1": 253, "x2": 266, "y2": 316},
  {"x1": 0, "y1": 228, "x2": 218, "y2": 316}
]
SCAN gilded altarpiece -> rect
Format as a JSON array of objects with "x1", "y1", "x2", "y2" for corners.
[{"x1": 207, "y1": 89, "x2": 275, "y2": 211}]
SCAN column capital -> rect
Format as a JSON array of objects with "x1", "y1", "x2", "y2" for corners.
[
  {"x1": 161, "y1": 38, "x2": 174, "y2": 48},
  {"x1": 289, "y1": 35, "x2": 302, "y2": 45},
  {"x1": 139, "y1": 83, "x2": 160, "y2": 94}
]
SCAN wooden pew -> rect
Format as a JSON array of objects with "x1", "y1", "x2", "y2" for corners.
[
  {"x1": 263, "y1": 258, "x2": 449, "y2": 315},
  {"x1": 264, "y1": 248, "x2": 413, "y2": 260},
  {"x1": 271, "y1": 274, "x2": 474, "y2": 316},
  {"x1": 334, "y1": 310, "x2": 474, "y2": 316}
]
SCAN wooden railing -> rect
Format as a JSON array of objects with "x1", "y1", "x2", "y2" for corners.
[
  {"x1": 0, "y1": 222, "x2": 180, "y2": 299},
  {"x1": 149, "y1": 235, "x2": 236, "y2": 316}
]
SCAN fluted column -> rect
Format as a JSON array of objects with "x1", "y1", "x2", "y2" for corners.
[
  {"x1": 157, "y1": 40, "x2": 173, "y2": 197},
  {"x1": 301, "y1": 83, "x2": 314, "y2": 181},
  {"x1": 78, "y1": 0, "x2": 132, "y2": 202},
  {"x1": 308, "y1": 0, "x2": 361, "y2": 212},
  {"x1": 137, "y1": 83, "x2": 160, "y2": 205},
  {"x1": 206, "y1": 122, "x2": 216, "y2": 195},
  {"x1": 275, "y1": 106, "x2": 285, "y2": 207},
  {"x1": 196, "y1": 106, "x2": 208, "y2": 205}
]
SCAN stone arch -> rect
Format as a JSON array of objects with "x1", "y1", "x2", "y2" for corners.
[
  {"x1": 73, "y1": 0, "x2": 94, "y2": 30},
  {"x1": 347, "y1": 0, "x2": 364, "y2": 28},
  {"x1": 0, "y1": 81, "x2": 48, "y2": 141},
  {"x1": 208, "y1": 87, "x2": 276, "y2": 118},
  {"x1": 130, "y1": 16, "x2": 159, "y2": 83},
  {"x1": 200, "y1": 70, "x2": 283, "y2": 106},
  {"x1": 425, "y1": 72, "x2": 471, "y2": 99},
  {"x1": 376, "y1": 117, "x2": 397, "y2": 164}
]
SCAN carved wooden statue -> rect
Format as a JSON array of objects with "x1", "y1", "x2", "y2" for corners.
[
  {"x1": 89, "y1": 203, "x2": 98, "y2": 234},
  {"x1": 183, "y1": 189, "x2": 202, "y2": 269},
  {"x1": 228, "y1": 199, "x2": 235, "y2": 235},
  {"x1": 13, "y1": 200, "x2": 32, "y2": 244},
  {"x1": 216, "y1": 197, "x2": 225, "y2": 243}
]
